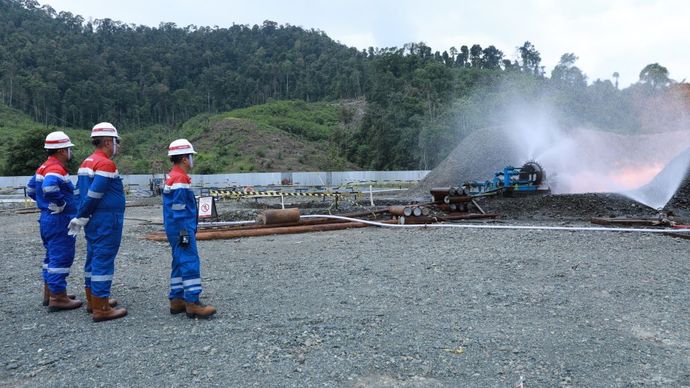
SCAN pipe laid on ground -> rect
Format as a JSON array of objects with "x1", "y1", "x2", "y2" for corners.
[
  {"x1": 591, "y1": 217, "x2": 663, "y2": 226},
  {"x1": 147, "y1": 214, "x2": 690, "y2": 242},
  {"x1": 198, "y1": 207, "x2": 391, "y2": 229},
  {"x1": 145, "y1": 219, "x2": 399, "y2": 241},
  {"x1": 435, "y1": 213, "x2": 498, "y2": 221},
  {"x1": 340, "y1": 208, "x2": 390, "y2": 218},
  {"x1": 389, "y1": 206, "x2": 413, "y2": 217},
  {"x1": 198, "y1": 216, "x2": 364, "y2": 232},
  {"x1": 399, "y1": 216, "x2": 434, "y2": 224},
  {"x1": 198, "y1": 220, "x2": 255, "y2": 227},
  {"x1": 299, "y1": 215, "x2": 690, "y2": 234},
  {"x1": 257, "y1": 208, "x2": 300, "y2": 225}
]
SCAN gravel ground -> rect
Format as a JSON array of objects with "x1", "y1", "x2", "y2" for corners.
[{"x1": 1, "y1": 199, "x2": 689, "y2": 387}]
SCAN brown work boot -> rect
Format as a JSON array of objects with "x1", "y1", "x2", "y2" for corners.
[
  {"x1": 170, "y1": 298, "x2": 186, "y2": 314},
  {"x1": 91, "y1": 296, "x2": 127, "y2": 322},
  {"x1": 85, "y1": 288, "x2": 118, "y2": 313},
  {"x1": 185, "y1": 301, "x2": 216, "y2": 319},
  {"x1": 48, "y1": 291, "x2": 83, "y2": 312},
  {"x1": 43, "y1": 283, "x2": 76, "y2": 306},
  {"x1": 42, "y1": 283, "x2": 49, "y2": 306}
]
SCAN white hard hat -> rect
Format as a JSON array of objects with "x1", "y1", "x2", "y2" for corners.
[
  {"x1": 44, "y1": 131, "x2": 75, "y2": 149},
  {"x1": 91, "y1": 122, "x2": 119, "y2": 138},
  {"x1": 168, "y1": 139, "x2": 197, "y2": 156}
]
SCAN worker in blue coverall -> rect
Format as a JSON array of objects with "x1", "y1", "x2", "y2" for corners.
[
  {"x1": 164, "y1": 139, "x2": 216, "y2": 319},
  {"x1": 68, "y1": 122, "x2": 127, "y2": 322},
  {"x1": 26, "y1": 131, "x2": 82, "y2": 311}
]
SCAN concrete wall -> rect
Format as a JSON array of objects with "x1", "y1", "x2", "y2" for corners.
[{"x1": 1, "y1": 170, "x2": 430, "y2": 189}]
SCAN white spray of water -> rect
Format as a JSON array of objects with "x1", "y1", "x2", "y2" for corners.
[
  {"x1": 624, "y1": 149, "x2": 690, "y2": 210},
  {"x1": 502, "y1": 104, "x2": 690, "y2": 209}
]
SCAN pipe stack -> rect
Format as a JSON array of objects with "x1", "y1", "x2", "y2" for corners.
[
  {"x1": 388, "y1": 205, "x2": 432, "y2": 224},
  {"x1": 430, "y1": 187, "x2": 472, "y2": 212},
  {"x1": 388, "y1": 205, "x2": 430, "y2": 217}
]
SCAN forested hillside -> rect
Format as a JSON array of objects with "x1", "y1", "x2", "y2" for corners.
[
  {"x1": 0, "y1": 99, "x2": 361, "y2": 174},
  {"x1": 1, "y1": 0, "x2": 688, "y2": 175},
  {"x1": 0, "y1": 0, "x2": 366, "y2": 129}
]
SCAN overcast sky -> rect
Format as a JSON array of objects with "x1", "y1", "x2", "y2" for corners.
[{"x1": 43, "y1": 0, "x2": 690, "y2": 87}]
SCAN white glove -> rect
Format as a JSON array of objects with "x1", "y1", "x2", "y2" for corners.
[
  {"x1": 67, "y1": 217, "x2": 89, "y2": 236},
  {"x1": 48, "y1": 202, "x2": 66, "y2": 214}
]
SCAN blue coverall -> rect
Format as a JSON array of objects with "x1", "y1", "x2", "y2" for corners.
[
  {"x1": 163, "y1": 165, "x2": 203, "y2": 302},
  {"x1": 26, "y1": 156, "x2": 77, "y2": 293},
  {"x1": 75, "y1": 150, "x2": 125, "y2": 298}
]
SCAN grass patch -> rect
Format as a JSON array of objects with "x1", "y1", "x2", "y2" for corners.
[{"x1": 223, "y1": 100, "x2": 339, "y2": 141}]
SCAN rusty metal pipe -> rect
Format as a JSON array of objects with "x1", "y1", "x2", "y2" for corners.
[
  {"x1": 435, "y1": 213, "x2": 498, "y2": 221},
  {"x1": 448, "y1": 186, "x2": 468, "y2": 197},
  {"x1": 443, "y1": 195, "x2": 472, "y2": 204},
  {"x1": 437, "y1": 204, "x2": 458, "y2": 212},
  {"x1": 199, "y1": 217, "x2": 357, "y2": 232},
  {"x1": 341, "y1": 208, "x2": 390, "y2": 218},
  {"x1": 256, "y1": 208, "x2": 300, "y2": 225},
  {"x1": 471, "y1": 199, "x2": 485, "y2": 214},
  {"x1": 145, "y1": 219, "x2": 398, "y2": 241},
  {"x1": 430, "y1": 187, "x2": 451, "y2": 203},
  {"x1": 430, "y1": 187, "x2": 451, "y2": 196},
  {"x1": 399, "y1": 216, "x2": 436, "y2": 225},
  {"x1": 389, "y1": 206, "x2": 413, "y2": 217}
]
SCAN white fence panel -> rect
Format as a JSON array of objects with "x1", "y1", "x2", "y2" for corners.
[{"x1": 1, "y1": 170, "x2": 430, "y2": 189}]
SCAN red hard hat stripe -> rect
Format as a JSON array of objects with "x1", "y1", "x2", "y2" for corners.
[
  {"x1": 169, "y1": 145, "x2": 191, "y2": 150},
  {"x1": 45, "y1": 139, "x2": 70, "y2": 144}
]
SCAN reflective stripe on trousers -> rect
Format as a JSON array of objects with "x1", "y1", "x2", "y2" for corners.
[
  {"x1": 40, "y1": 214, "x2": 76, "y2": 293},
  {"x1": 167, "y1": 228, "x2": 203, "y2": 303},
  {"x1": 84, "y1": 212, "x2": 123, "y2": 298}
]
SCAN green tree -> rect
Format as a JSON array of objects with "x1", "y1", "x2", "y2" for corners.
[
  {"x1": 456, "y1": 45, "x2": 469, "y2": 68},
  {"x1": 639, "y1": 63, "x2": 671, "y2": 89},
  {"x1": 612, "y1": 71, "x2": 620, "y2": 89},
  {"x1": 469, "y1": 44, "x2": 483, "y2": 68},
  {"x1": 481, "y1": 45, "x2": 503, "y2": 70},
  {"x1": 3, "y1": 127, "x2": 51, "y2": 176},
  {"x1": 519, "y1": 41, "x2": 542, "y2": 76},
  {"x1": 550, "y1": 53, "x2": 587, "y2": 89}
]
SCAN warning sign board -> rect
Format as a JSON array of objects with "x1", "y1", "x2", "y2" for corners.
[{"x1": 197, "y1": 196, "x2": 217, "y2": 219}]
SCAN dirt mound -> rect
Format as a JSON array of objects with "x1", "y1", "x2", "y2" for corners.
[
  {"x1": 408, "y1": 127, "x2": 519, "y2": 197},
  {"x1": 475, "y1": 192, "x2": 658, "y2": 220},
  {"x1": 670, "y1": 172, "x2": 690, "y2": 211}
]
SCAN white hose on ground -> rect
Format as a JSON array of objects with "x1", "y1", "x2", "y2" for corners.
[
  {"x1": 300, "y1": 214, "x2": 690, "y2": 234},
  {"x1": 198, "y1": 220, "x2": 255, "y2": 227}
]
